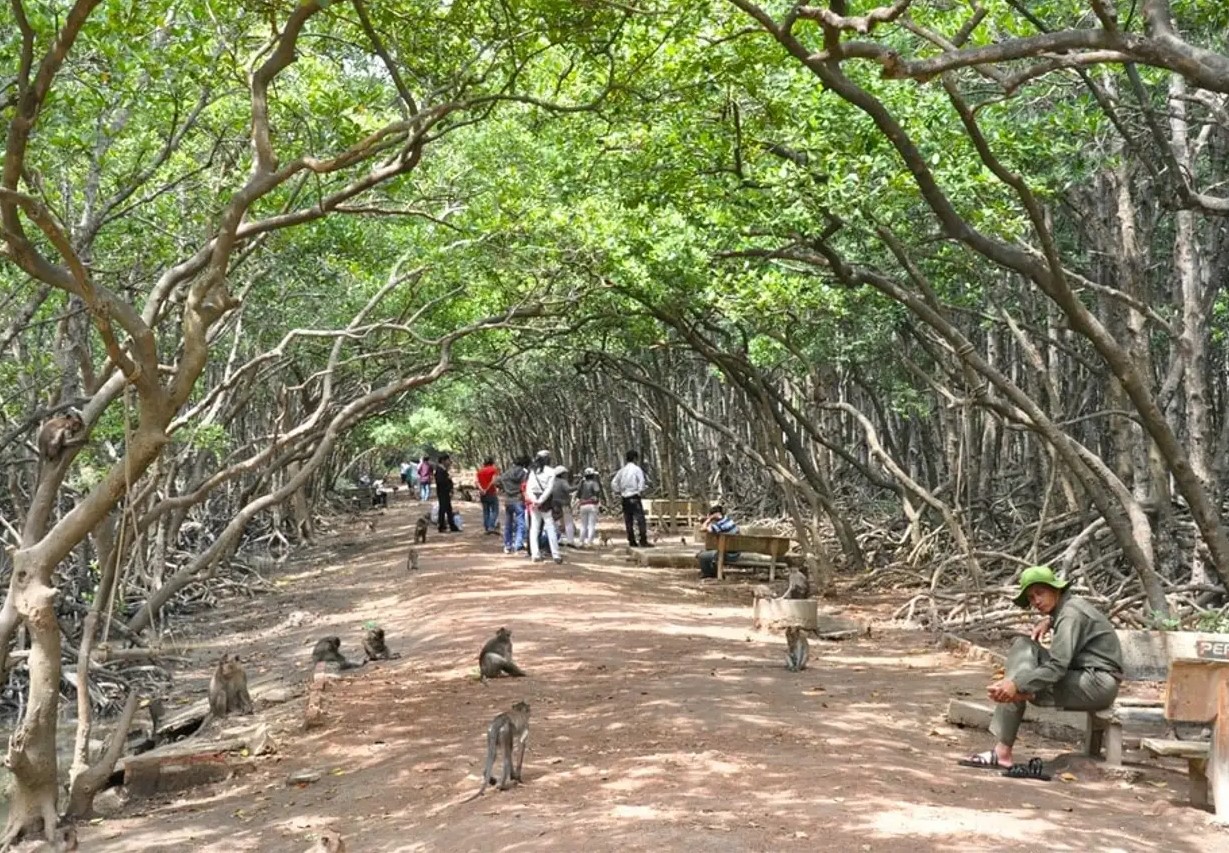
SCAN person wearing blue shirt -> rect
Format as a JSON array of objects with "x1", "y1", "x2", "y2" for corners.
[{"x1": 697, "y1": 505, "x2": 738, "y2": 578}]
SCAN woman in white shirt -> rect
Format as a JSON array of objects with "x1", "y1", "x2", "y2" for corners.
[{"x1": 525, "y1": 450, "x2": 562, "y2": 564}]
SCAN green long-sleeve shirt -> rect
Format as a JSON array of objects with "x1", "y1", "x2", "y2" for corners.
[{"x1": 1015, "y1": 592, "x2": 1123, "y2": 694}]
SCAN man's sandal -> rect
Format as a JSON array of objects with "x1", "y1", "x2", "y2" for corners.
[
  {"x1": 956, "y1": 750, "x2": 1004, "y2": 769},
  {"x1": 1002, "y1": 757, "x2": 1051, "y2": 781}
]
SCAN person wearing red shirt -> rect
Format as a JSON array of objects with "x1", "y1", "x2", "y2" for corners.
[{"x1": 476, "y1": 457, "x2": 501, "y2": 535}]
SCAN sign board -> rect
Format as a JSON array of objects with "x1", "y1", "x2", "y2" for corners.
[{"x1": 1196, "y1": 639, "x2": 1229, "y2": 661}]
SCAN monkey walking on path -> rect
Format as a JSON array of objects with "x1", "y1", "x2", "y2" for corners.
[
  {"x1": 478, "y1": 627, "x2": 527, "y2": 682},
  {"x1": 464, "y1": 701, "x2": 531, "y2": 801},
  {"x1": 784, "y1": 626, "x2": 809, "y2": 672},
  {"x1": 414, "y1": 515, "x2": 429, "y2": 544},
  {"x1": 406, "y1": 546, "x2": 420, "y2": 571}
]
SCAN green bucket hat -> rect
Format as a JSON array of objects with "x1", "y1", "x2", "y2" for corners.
[{"x1": 1013, "y1": 565, "x2": 1069, "y2": 608}]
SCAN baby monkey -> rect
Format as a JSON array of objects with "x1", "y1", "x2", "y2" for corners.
[
  {"x1": 362, "y1": 627, "x2": 400, "y2": 662},
  {"x1": 474, "y1": 700, "x2": 530, "y2": 797},
  {"x1": 414, "y1": 515, "x2": 429, "y2": 544},
  {"x1": 784, "y1": 626, "x2": 809, "y2": 672},
  {"x1": 406, "y1": 546, "x2": 420, "y2": 571}
]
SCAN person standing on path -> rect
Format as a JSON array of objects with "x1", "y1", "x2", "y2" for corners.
[
  {"x1": 476, "y1": 457, "x2": 501, "y2": 535},
  {"x1": 576, "y1": 467, "x2": 604, "y2": 547},
  {"x1": 499, "y1": 455, "x2": 529, "y2": 554},
  {"x1": 417, "y1": 455, "x2": 434, "y2": 502},
  {"x1": 611, "y1": 449, "x2": 652, "y2": 548},
  {"x1": 435, "y1": 454, "x2": 460, "y2": 533},
  {"x1": 525, "y1": 450, "x2": 561, "y2": 564},
  {"x1": 550, "y1": 465, "x2": 578, "y2": 546}
]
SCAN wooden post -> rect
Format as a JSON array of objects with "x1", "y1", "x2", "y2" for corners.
[
  {"x1": 716, "y1": 535, "x2": 727, "y2": 580},
  {"x1": 1213, "y1": 679, "x2": 1229, "y2": 820}
]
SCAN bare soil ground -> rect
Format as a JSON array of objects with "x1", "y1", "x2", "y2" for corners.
[{"x1": 77, "y1": 496, "x2": 1229, "y2": 852}]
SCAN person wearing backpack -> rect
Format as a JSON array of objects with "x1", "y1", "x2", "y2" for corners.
[{"x1": 576, "y1": 467, "x2": 604, "y2": 547}]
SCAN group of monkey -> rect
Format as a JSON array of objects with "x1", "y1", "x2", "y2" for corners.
[{"x1": 206, "y1": 621, "x2": 528, "y2": 801}]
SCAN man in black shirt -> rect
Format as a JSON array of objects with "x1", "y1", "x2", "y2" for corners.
[{"x1": 435, "y1": 454, "x2": 460, "y2": 533}]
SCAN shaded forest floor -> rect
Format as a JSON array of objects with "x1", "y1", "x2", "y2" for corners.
[{"x1": 77, "y1": 495, "x2": 1229, "y2": 852}]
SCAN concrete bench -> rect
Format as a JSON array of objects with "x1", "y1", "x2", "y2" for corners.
[{"x1": 705, "y1": 531, "x2": 793, "y2": 583}]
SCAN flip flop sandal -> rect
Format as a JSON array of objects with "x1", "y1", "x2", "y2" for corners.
[
  {"x1": 1002, "y1": 757, "x2": 1051, "y2": 781},
  {"x1": 957, "y1": 750, "x2": 1003, "y2": 769}
]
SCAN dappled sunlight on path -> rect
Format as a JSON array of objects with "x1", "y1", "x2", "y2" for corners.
[{"x1": 78, "y1": 498, "x2": 1229, "y2": 852}]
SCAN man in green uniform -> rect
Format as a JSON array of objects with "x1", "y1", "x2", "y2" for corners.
[{"x1": 960, "y1": 565, "x2": 1124, "y2": 770}]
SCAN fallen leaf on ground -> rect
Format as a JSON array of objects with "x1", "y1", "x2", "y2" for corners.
[{"x1": 1059, "y1": 772, "x2": 1077, "y2": 782}]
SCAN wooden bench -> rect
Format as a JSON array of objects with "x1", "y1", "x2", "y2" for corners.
[
  {"x1": 1139, "y1": 651, "x2": 1229, "y2": 816},
  {"x1": 705, "y1": 531, "x2": 793, "y2": 583},
  {"x1": 1141, "y1": 737, "x2": 1210, "y2": 809},
  {"x1": 645, "y1": 499, "x2": 708, "y2": 531}
]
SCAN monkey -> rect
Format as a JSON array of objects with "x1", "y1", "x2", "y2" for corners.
[
  {"x1": 753, "y1": 585, "x2": 775, "y2": 600},
  {"x1": 414, "y1": 515, "x2": 429, "y2": 544},
  {"x1": 208, "y1": 654, "x2": 254, "y2": 718},
  {"x1": 599, "y1": 533, "x2": 610, "y2": 547},
  {"x1": 362, "y1": 627, "x2": 400, "y2": 662},
  {"x1": 311, "y1": 636, "x2": 363, "y2": 672},
  {"x1": 406, "y1": 546, "x2": 420, "y2": 571},
  {"x1": 478, "y1": 627, "x2": 527, "y2": 681},
  {"x1": 306, "y1": 829, "x2": 346, "y2": 853},
  {"x1": 785, "y1": 626, "x2": 809, "y2": 672},
  {"x1": 780, "y1": 566, "x2": 810, "y2": 600},
  {"x1": 25, "y1": 824, "x2": 78, "y2": 852},
  {"x1": 473, "y1": 700, "x2": 530, "y2": 797},
  {"x1": 37, "y1": 411, "x2": 88, "y2": 463}
]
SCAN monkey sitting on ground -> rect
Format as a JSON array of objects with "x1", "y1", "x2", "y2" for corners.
[
  {"x1": 780, "y1": 567, "x2": 810, "y2": 600},
  {"x1": 312, "y1": 636, "x2": 363, "y2": 672},
  {"x1": 784, "y1": 626, "x2": 809, "y2": 672},
  {"x1": 306, "y1": 829, "x2": 346, "y2": 852},
  {"x1": 414, "y1": 515, "x2": 429, "y2": 544},
  {"x1": 406, "y1": 546, "x2": 420, "y2": 571},
  {"x1": 25, "y1": 824, "x2": 78, "y2": 852},
  {"x1": 362, "y1": 627, "x2": 400, "y2": 662},
  {"x1": 472, "y1": 700, "x2": 530, "y2": 797},
  {"x1": 209, "y1": 654, "x2": 254, "y2": 717},
  {"x1": 478, "y1": 627, "x2": 527, "y2": 682},
  {"x1": 37, "y1": 411, "x2": 88, "y2": 463}
]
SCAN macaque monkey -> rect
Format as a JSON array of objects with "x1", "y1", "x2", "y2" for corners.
[
  {"x1": 306, "y1": 829, "x2": 346, "y2": 853},
  {"x1": 753, "y1": 585, "x2": 774, "y2": 600},
  {"x1": 362, "y1": 627, "x2": 399, "y2": 662},
  {"x1": 780, "y1": 567, "x2": 810, "y2": 600},
  {"x1": 209, "y1": 654, "x2": 254, "y2": 717},
  {"x1": 414, "y1": 515, "x2": 429, "y2": 544},
  {"x1": 406, "y1": 546, "x2": 420, "y2": 571},
  {"x1": 785, "y1": 626, "x2": 809, "y2": 672},
  {"x1": 475, "y1": 701, "x2": 530, "y2": 796},
  {"x1": 478, "y1": 627, "x2": 527, "y2": 681},
  {"x1": 37, "y1": 411, "x2": 88, "y2": 462},
  {"x1": 26, "y1": 825, "x2": 78, "y2": 852},
  {"x1": 311, "y1": 636, "x2": 363, "y2": 671},
  {"x1": 599, "y1": 533, "x2": 610, "y2": 547}
]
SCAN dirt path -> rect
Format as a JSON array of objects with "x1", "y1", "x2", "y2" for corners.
[{"x1": 78, "y1": 498, "x2": 1228, "y2": 852}]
